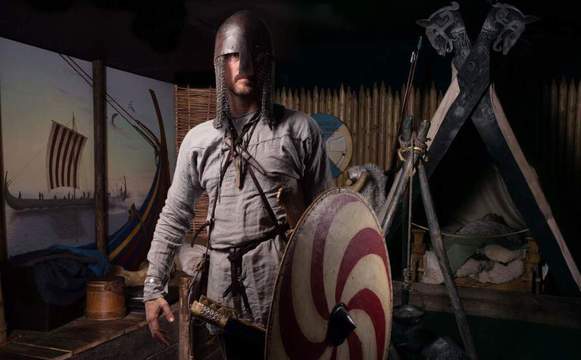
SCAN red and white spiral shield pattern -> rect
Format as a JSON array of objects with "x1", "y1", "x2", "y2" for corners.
[{"x1": 266, "y1": 188, "x2": 392, "y2": 359}]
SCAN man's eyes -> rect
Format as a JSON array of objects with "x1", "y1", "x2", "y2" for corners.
[{"x1": 225, "y1": 53, "x2": 240, "y2": 61}]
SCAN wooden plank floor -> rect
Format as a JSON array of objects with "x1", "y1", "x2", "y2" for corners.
[
  {"x1": 0, "y1": 342, "x2": 69, "y2": 360},
  {"x1": 394, "y1": 281, "x2": 581, "y2": 329},
  {"x1": 0, "y1": 306, "x2": 178, "y2": 359}
]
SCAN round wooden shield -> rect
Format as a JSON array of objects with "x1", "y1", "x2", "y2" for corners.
[
  {"x1": 266, "y1": 188, "x2": 392, "y2": 359},
  {"x1": 312, "y1": 113, "x2": 353, "y2": 178}
]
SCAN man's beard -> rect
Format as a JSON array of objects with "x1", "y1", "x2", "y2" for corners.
[{"x1": 228, "y1": 81, "x2": 257, "y2": 98}]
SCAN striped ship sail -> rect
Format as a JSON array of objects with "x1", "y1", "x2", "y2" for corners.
[
  {"x1": 46, "y1": 120, "x2": 87, "y2": 190},
  {"x1": 4, "y1": 120, "x2": 92, "y2": 210}
]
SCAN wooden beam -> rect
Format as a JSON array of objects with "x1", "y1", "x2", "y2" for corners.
[
  {"x1": 0, "y1": 82, "x2": 7, "y2": 346},
  {"x1": 6, "y1": 306, "x2": 179, "y2": 359},
  {"x1": 394, "y1": 281, "x2": 581, "y2": 329},
  {"x1": 0, "y1": 83, "x2": 7, "y2": 264},
  {"x1": 93, "y1": 60, "x2": 108, "y2": 256}
]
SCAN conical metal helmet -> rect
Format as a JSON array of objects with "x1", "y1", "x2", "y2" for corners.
[{"x1": 213, "y1": 10, "x2": 275, "y2": 129}]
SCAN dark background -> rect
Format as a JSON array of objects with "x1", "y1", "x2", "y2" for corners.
[
  {"x1": 1, "y1": 0, "x2": 580, "y2": 88},
  {"x1": 1, "y1": 0, "x2": 580, "y2": 292}
]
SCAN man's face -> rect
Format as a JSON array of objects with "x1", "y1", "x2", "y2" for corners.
[{"x1": 224, "y1": 53, "x2": 255, "y2": 97}]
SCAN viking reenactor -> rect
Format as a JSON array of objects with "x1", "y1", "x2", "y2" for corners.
[{"x1": 143, "y1": 9, "x2": 333, "y2": 357}]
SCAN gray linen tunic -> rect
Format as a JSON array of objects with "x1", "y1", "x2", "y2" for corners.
[{"x1": 144, "y1": 107, "x2": 333, "y2": 326}]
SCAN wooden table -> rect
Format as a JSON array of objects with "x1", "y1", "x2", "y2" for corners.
[{"x1": 0, "y1": 305, "x2": 179, "y2": 359}]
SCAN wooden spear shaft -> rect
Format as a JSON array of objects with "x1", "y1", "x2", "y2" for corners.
[
  {"x1": 379, "y1": 117, "x2": 478, "y2": 358},
  {"x1": 417, "y1": 161, "x2": 478, "y2": 360},
  {"x1": 380, "y1": 119, "x2": 430, "y2": 234}
]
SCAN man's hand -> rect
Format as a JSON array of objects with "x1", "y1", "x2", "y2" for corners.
[{"x1": 145, "y1": 297, "x2": 175, "y2": 346}]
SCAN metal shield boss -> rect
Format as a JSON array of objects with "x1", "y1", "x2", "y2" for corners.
[{"x1": 266, "y1": 188, "x2": 393, "y2": 359}]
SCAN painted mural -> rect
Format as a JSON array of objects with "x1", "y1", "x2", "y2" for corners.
[{"x1": 0, "y1": 37, "x2": 175, "y2": 269}]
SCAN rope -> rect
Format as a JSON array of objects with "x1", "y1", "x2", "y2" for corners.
[
  {"x1": 58, "y1": 54, "x2": 159, "y2": 150},
  {"x1": 9, "y1": 146, "x2": 44, "y2": 182},
  {"x1": 397, "y1": 145, "x2": 427, "y2": 161},
  {"x1": 411, "y1": 222, "x2": 530, "y2": 239}
]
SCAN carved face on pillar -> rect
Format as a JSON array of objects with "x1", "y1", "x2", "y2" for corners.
[{"x1": 213, "y1": 10, "x2": 275, "y2": 128}]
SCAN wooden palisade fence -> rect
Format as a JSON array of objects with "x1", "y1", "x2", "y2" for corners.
[
  {"x1": 273, "y1": 84, "x2": 443, "y2": 170},
  {"x1": 175, "y1": 87, "x2": 215, "y2": 243},
  {"x1": 525, "y1": 78, "x2": 581, "y2": 251},
  {"x1": 540, "y1": 79, "x2": 581, "y2": 208}
]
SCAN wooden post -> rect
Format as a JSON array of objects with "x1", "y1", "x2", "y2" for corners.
[
  {"x1": 287, "y1": 88, "x2": 293, "y2": 110},
  {"x1": 344, "y1": 88, "x2": 352, "y2": 160},
  {"x1": 288, "y1": 87, "x2": 292, "y2": 109},
  {"x1": 294, "y1": 89, "x2": 300, "y2": 111},
  {"x1": 539, "y1": 83, "x2": 549, "y2": 183},
  {"x1": 566, "y1": 80, "x2": 576, "y2": 196},
  {"x1": 326, "y1": 88, "x2": 332, "y2": 115},
  {"x1": 280, "y1": 87, "x2": 286, "y2": 107},
  {"x1": 334, "y1": 87, "x2": 339, "y2": 116},
  {"x1": 414, "y1": 87, "x2": 421, "y2": 121},
  {"x1": 388, "y1": 91, "x2": 401, "y2": 170},
  {"x1": 400, "y1": 83, "x2": 407, "y2": 117},
  {"x1": 364, "y1": 88, "x2": 372, "y2": 164},
  {"x1": 378, "y1": 83, "x2": 386, "y2": 170},
  {"x1": 0, "y1": 83, "x2": 6, "y2": 264},
  {"x1": 93, "y1": 60, "x2": 108, "y2": 256},
  {"x1": 558, "y1": 79, "x2": 568, "y2": 170},
  {"x1": 550, "y1": 80, "x2": 559, "y2": 197},
  {"x1": 429, "y1": 83, "x2": 437, "y2": 120},
  {"x1": 385, "y1": 87, "x2": 394, "y2": 170},
  {"x1": 306, "y1": 89, "x2": 313, "y2": 115},
  {"x1": 357, "y1": 86, "x2": 365, "y2": 165},
  {"x1": 327, "y1": 88, "x2": 332, "y2": 115},
  {"x1": 371, "y1": 83, "x2": 379, "y2": 166},
  {"x1": 557, "y1": 79, "x2": 568, "y2": 209},
  {"x1": 352, "y1": 93, "x2": 359, "y2": 165},
  {"x1": 179, "y1": 275, "x2": 192, "y2": 360},
  {"x1": 0, "y1": 83, "x2": 7, "y2": 346},
  {"x1": 344, "y1": 87, "x2": 351, "y2": 127},
  {"x1": 329, "y1": 88, "x2": 334, "y2": 115},
  {"x1": 421, "y1": 87, "x2": 429, "y2": 121},
  {"x1": 313, "y1": 87, "x2": 319, "y2": 114},
  {"x1": 339, "y1": 84, "x2": 346, "y2": 122},
  {"x1": 576, "y1": 80, "x2": 581, "y2": 200}
]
